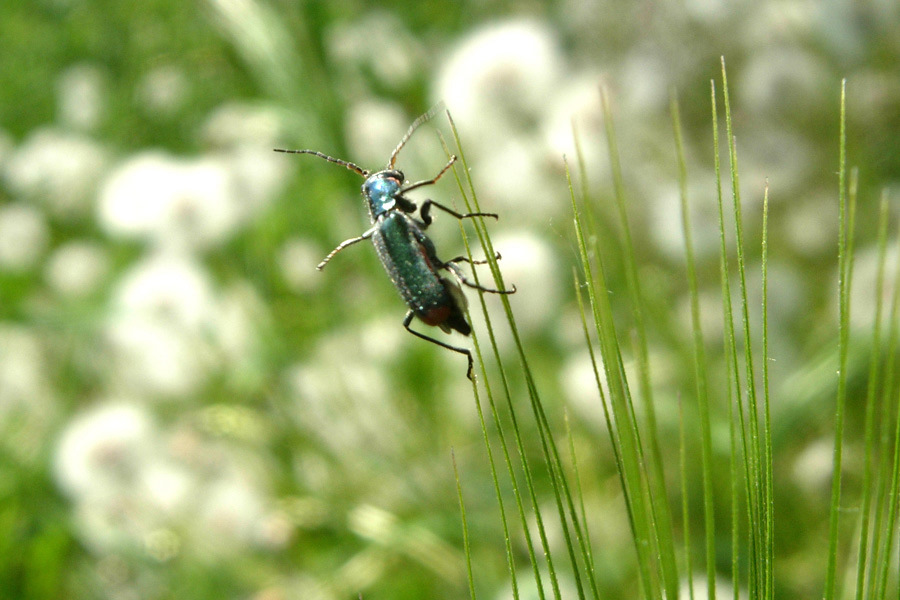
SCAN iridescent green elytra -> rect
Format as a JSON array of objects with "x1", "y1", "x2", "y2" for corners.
[{"x1": 275, "y1": 109, "x2": 514, "y2": 379}]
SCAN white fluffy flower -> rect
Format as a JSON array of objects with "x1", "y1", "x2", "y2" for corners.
[
  {"x1": 3, "y1": 128, "x2": 107, "y2": 217},
  {"x1": 98, "y1": 152, "x2": 241, "y2": 250},
  {"x1": 44, "y1": 241, "x2": 110, "y2": 297},
  {"x1": 436, "y1": 20, "x2": 564, "y2": 140},
  {"x1": 0, "y1": 203, "x2": 48, "y2": 271},
  {"x1": 54, "y1": 401, "x2": 154, "y2": 499}
]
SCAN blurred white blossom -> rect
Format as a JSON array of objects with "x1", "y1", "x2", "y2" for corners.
[
  {"x1": 105, "y1": 316, "x2": 212, "y2": 397},
  {"x1": 202, "y1": 102, "x2": 283, "y2": 149},
  {"x1": 542, "y1": 73, "x2": 607, "y2": 170},
  {"x1": 98, "y1": 152, "x2": 241, "y2": 250},
  {"x1": 484, "y1": 232, "x2": 559, "y2": 334},
  {"x1": 279, "y1": 237, "x2": 326, "y2": 293},
  {"x1": 54, "y1": 400, "x2": 277, "y2": 557},
  {"x1": 137, "y1": 65, "x2": 189, "y2": 117},
  {"x1": 113, "y1": 253, "x2": 216, "y2": 332},
  {"x1": 103, "y1": 253, "x2": 263, "y2": 396},
  {"x1": 792, "y1": 437, "x2": 835, "y2": 492},
  {"x1": 435, "y1": 21, "x2": 573, "y2": 222},
  {"x1": 739, "y1": 47, "x2": 830, "y2": 116},
  {"x1": 0, "y1": 325, "x2": 51, "y2": 415},
  {"x1": 560, "y1": 350, "x2": 610, "y2": 430},
  {"x1": 44, "y1": 241, "x2": 110, "y2": 297},
  {"x1": 847, "y1": 244, "x2": 898, "y2": 333},
  {"x1": 0, "y1": 203, "x2": 49, "y2": 271},
  {"x1": 328, "y1": 12, "x2": 422, "y2": 91},
  {"x1": 436, "y1": 20, "x2": 564, "y2": 139},
  {"x1": 54, "y1": 401, "x2": 155, "y2": 500},
  {"x1": 345, "y1": 99, "x2": 409, "y2": 169},
  {"x1": 57, "y1": 63, "x2": 106, "y2": 130},
  {"x1": 3, "y1": 128, "x2": 107, "y2": 217},
  {"x1": 193, "y1": 475, "x2": 267, "y2": 551},
  {"x1": 105, "y1": 253, "x2": 217, "y2": 396}
]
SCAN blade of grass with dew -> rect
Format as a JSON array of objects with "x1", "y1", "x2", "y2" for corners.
[
  {"x1": 824, "y1": 79, "x2": 850, "y2": 600},
  {"x1": 760, "y1": 181, "x2": 773, "y2": 600},
  {"x1": 721, "y1": 57, "x2": 766, "y2": 596},
  {"x1": 873, "y1": 358, "x2": 900, "y2": 598},
  {"x1": 600, "y1": 85, "x2": 680, "y2": 600},
  {"x1": 672, "y1": 91, "x2": 717, "y2": 600},
  {"x1": 854, "y1": 192, "x2": 890, "y2": 599},
  {"x1": 439, "y1": 129, "x2": 548, "y2": 600},
  {"x1": 678, "y1": 392, "x2": 695, "y2": 599},
  {"x1": 465, "y1": 331, "x2": 523, "y2": 600},
  {"x1": 471, "y1": 147, "x2": 610, "y2": 600},
  {"x1": 571, "y1": 266, "x2": 640, "y2": 558},
  {"x1": 711, "y1": 76, "x2": 742, "y2": 598},
  {"x1": 867, "y1": 197, "x2": 899, "y2": 579},
  {"x1": 468, "y1": 158, "x2": 606, "y2": 600},
  {"x1": 570, "y1": 154, "x2": 660, "y2": 598},
  {"x1": 564, "y1": 410, "x2": 596, "y2": 574},
  {"x1": 870, "y1": 207, "x2": 900, "y2": 600},
  {"x1": 452, "y1": 448, "x2": 478, "y2": 600},
  {"x1": 447, "y1": 115, "x2": 586, "y2": 600}
]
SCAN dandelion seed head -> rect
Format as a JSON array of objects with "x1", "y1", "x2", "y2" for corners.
[
  {"x1": 4, "y1": 128, "x2": 107, "y2": 217},
  {"x1": 0, "y1": 203, "x2": 49, "y2": 271},
  {"x1": 280, "y1": 237, "x2": 325, "y2": 293},
  {"x1": 58, "y1": 63, "x2": 106, "y2": 131},
  {"x1": 54, "y1": 401, "x2": 154, "y2": 499},
  {"x1": 137, "y1": 65, "x2": 188, "y2": 117},
  {"x1": 98, "y1": 152, "x2": 241, "y2": 250},
  {"x1": 487, "y1": 232, "x2": 560, "y2": 333},
  {"x1": 328, "y1": 12, "x2": 421, "y2": 90},
  {"x1": 113, "y1": 253, "x2": 215, "y2": 332},
  {"x1": 44, "y1": 241, "x2": 110, "y2": 297},
  {"x1": 0, "y1": 326, "x2": 49, "y2": 415},
  {"x1": 792, "y1": 438, "x2": 834, "y2": 492},
  {"x1": 436, "y1": 20, "x2": 564, "y2": 138}
]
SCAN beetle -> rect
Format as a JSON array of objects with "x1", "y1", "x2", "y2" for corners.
[{"x1": 275, "y1": 109, "x2": 514, "y2": 379}]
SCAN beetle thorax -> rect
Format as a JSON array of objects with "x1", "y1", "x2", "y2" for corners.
[{"x1": 362, "y1": 170, "x2": 404, "y2": 221}]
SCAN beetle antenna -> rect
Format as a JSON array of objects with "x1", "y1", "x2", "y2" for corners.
[
  {"x1": 388, "y1": 102, "x2": 445, "y2": 168},
  {"x1": 273, "y1": 149, "x2": 369, "y2": 177}
]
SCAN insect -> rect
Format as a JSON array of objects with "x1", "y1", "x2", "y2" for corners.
[{"x1": 275, "y1": 109, "x2": 515, "y2": 379}]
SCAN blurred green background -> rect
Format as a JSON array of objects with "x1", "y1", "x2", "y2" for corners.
[{"x1": 1, "y1": 1, "x2": 899, "y2": 598}]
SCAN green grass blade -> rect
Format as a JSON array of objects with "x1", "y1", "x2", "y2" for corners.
[
  {"x1": 869, "y1": 206, "x2": 900, "y2": 600},
  {"x1": 465, "y1": 333, "x2": 522, "y2": 600},
  {"x1": 451, "y1": 448, "x2": 478, "y2": 600},
  {"x1": 443, "y1": 129, "x2": 551, "y2": 600},
  {"x1": 761, "y1": 182, "x2": 774, "y2": 600},
  {"x1": 721, "y1": 57, "x2": 765, "y2": 595},
  {"x1": 711, "y1": 76, "x2": 741, "y2": 599},
  {"x1": 824, "y1": 79, "x2": 850, "y2": 600},
  {"x1": 873, "y1": 365, "x2": 900, "y2": 598},
  {"x1": 854, "y1": 192, "x2": 891, "y2": 599},
  {"x1": 448, "y1": 114, "x2": 596, "y2": 600},
  {"x1": 672, "y1": 91, "x2": 717, "y2": 600},
  {"x1": 600, "y1": 85, "x2": 680, "y2": 600},
  {"x1": 564, "y1": 409, "x2": 596, "y2": 575},
  {"x1": 570, "y1": 159, "x2": 658, "y2": 597},
  {"x1": 678, "y1": 393, "x2": 695, "y2": 599}
]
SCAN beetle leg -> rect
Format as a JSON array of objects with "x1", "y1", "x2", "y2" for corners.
[
  {"x1": 418, "y1": 200, "x2": 498, "y2": 226},
  {"x1": 447, "y1": 252, "x2": 502, "y2": 265},
  {"x1": 400, "y1": 156, "x2": 457, "y2": 194},
  {"x1": 402, "y1": 310, "x2": 475, "y2": 380},
  {"x1": 317, "y1": 227, "x2": 375, "y2": 270},
  {"x1": 444, "y1": 262, "x2": 516, "y2": 295}
]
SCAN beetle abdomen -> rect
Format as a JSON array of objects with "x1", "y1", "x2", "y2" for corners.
[{"x1": 371, "y1": 213, "x2": 469, "y2": 335}]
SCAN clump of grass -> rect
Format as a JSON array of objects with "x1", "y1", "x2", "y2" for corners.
[{"x1": 453, "y1": 60, "x2": 899, "y2": 599}]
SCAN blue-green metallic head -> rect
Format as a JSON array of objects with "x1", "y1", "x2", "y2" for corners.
[{"x1": 363, "y1": 170, "x2": 404, "y2": 220}]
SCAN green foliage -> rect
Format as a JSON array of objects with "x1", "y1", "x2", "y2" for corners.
[{"x1": 2, "y1": 2, "x2": 900, "y2": 599}]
